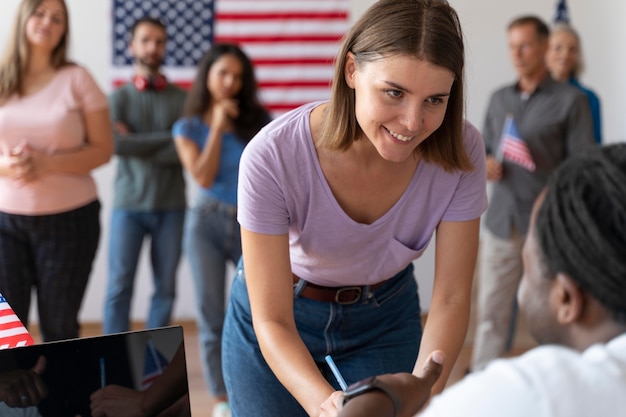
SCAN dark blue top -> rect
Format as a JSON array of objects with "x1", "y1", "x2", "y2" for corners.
[
  {"x1": 172, "y1": 115, "x2": 245, "y2": 205},
  {"x1": 569, "y1": 77, "x2": 602, "y2": 144}
]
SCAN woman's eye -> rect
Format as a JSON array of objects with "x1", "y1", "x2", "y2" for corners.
[
  {"x1": 385, "y1": 89, "x2": 402, "y2": 98},
  {"x1": 427, "y1": 97, "x2": 444, "y2": 105}
]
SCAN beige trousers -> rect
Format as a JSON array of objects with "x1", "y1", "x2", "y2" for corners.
[{"x1": 471, "y1": 228, "x2": 526, "y2": 371}]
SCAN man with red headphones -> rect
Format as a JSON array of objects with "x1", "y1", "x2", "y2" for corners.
[{"x1": 103, "y1": 17, "x2": 187, "y2": 335}]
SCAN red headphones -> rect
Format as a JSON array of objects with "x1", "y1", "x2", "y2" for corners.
[{"x1": 132, "y1": 74, "x2": 167, "y2": 91}]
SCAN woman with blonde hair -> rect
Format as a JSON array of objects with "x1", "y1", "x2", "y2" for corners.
[
  {"x1": 0, "y1": 0, "x2": 113, "y2": 341},
  {"x1": 546, "y1": 23, "x2": 602, "y2": 144}
]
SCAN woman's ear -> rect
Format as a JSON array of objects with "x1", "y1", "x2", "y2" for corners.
[
  {"x1": 553, "y1": 273, "x2": 584, "y2": 325},
  {"x1": 344, "y1": 52, "x2": 357, "y2": 89}
]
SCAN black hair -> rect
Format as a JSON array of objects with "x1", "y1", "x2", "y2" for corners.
[
  {"x1": 536, "y1": 144, "x2": 626, "y2": 324},
  {"x1": 130, "y1": 17, "x2": 167, "y2": 39},
  {"x1": 182, "y1": 43, "x2": 271, "y2": 143}
]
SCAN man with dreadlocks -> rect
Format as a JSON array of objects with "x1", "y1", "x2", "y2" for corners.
[{"x1": 330, "y1": 144, "x2": 626, "y2": 417}]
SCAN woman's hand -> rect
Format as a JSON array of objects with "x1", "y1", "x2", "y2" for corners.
[
  {"x1": 1, "y1": 143, "x2": 37, "y2": 183},
  {"x1": 210, "y1": 98, "x2": 239, "y2": 131},
  {"x1": 320, "y1": 390, "x2": 344, "y2": 417}
]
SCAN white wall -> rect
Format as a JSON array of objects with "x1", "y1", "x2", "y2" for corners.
[{"x1": 1, "y1": 0, "x2": 624, "y2": 322}]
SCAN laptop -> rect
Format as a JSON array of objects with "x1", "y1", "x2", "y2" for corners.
[{"x1": 0, "y1": 326, "x2": 191, "y2": 417}]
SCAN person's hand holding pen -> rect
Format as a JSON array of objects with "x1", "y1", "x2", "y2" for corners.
[
  {"x1": 320, "y1": 351, "x2": 445, "y2": 417},
  {"x1": 0, "y1": 355, "x2": 48, "y2": 408}
]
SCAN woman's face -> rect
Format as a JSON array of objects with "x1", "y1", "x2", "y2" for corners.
[
  {"x1": 546, "y1": 30, "x2": 579, "y2": 81},
  {"x1": 206, "y1": 54, "x2": 244, "y2": 101},
  {"x1": 345, "y1": 53, "x2": 455, "y2": 163},
  {"x1": 25, "y1": 0, "x2": 67, "y2": 53}
]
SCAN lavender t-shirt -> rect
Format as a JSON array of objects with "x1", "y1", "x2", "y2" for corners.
[{"x1": 238, "y1": 102, "x2": 487, "y2": 286}]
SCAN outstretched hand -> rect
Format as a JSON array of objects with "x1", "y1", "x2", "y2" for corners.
[{"x1": 322, "y1": 351, "x2": 445, "y2": 417}]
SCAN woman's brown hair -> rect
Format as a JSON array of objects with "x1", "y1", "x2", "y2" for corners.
[{"x1": 320, "y1": 0, "x2": 472, "y2": 172}]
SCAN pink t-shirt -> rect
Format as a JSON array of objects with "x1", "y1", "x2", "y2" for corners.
[
  {"x1": 238, "y1": 101, "x2": 488, "y2": 286},
  {"x1": 0, "y1": 65, "x2": 108, "y2": 215}
]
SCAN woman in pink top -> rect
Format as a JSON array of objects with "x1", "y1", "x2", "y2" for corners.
[{"x1": 0, "y1": 0, "x2": 112, "y2": 342}]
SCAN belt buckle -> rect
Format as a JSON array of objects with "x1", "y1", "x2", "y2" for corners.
[{"x1": 335, "y1": 286, "x2": 362, "y2": 305}]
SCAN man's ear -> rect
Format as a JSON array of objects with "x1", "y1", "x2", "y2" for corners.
[
  {"x1": 553, "y1": 273, "x2": 584, "y2": 324},
  {"x1": 345, "y1": 52, "x2": 357, "y2": 89}
]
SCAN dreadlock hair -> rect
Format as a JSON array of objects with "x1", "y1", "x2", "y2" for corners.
[{"x1": 536, "y1": 143, "x2": 626, "y2": 324}]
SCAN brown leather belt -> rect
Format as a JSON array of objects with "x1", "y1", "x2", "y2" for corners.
[{"x1": 293, "y1": 274, "x2": 387, "y2": 305}]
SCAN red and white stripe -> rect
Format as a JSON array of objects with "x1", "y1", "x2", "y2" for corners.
[
  {"x1": 214, "y1": 0, "x2": 350, "y2": 115},
  {"x1": 503, "y1": 135, "x2": 536, "y2": 171},
  {"x1": 0, "y1": 297, "x2": 35, "y2": 350}
]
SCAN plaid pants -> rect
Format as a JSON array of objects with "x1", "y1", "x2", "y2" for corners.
[{"x1": 0, "y1": 200, "x2": 100, "y2": 341}]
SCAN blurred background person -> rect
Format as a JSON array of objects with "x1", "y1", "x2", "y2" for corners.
[
  {"x1": 172, "y1": 43, "x2": 271, "y2": 417},
  {"x1": 0, "y1": 0, "x2": 112, "y2": 341},
  {"x1": 472, "y1": 15, "x2": 594, "y2": 373},
  {"x1": 103, "y1": 16, "x2": 187, "y2": 335},
  {"x1": 546, "y1": 23, "x2": 602, "y2": 144}
]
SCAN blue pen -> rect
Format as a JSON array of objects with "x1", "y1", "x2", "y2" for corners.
[
  {"x1": 324, "y1": 355, "x2": 348, "y2": 390},
  {"x1": 99, "y1": 357, "x2": 106, "y2": 388}
]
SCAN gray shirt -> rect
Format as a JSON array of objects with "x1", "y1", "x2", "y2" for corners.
[
  {"x1": 109, "y1": 83, "x2": 187, "y2": 210},
  {"x1": 483, "y1": 75, "x2": 595, "y2": 238}
]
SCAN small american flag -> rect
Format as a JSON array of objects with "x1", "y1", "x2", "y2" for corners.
[
  {"x1": 110, "y1": 0, "x2": 350, "y2": 116},
  {"x1": 0, "y1": 293, "x2": 35, "y2": 350},
  {"x1": 553, "y1": 0, "x2": 570, "y2": 24},
  {"x1": 498, "y1": 114, "x2": 536, "y2": 172},
  {"x1": 141, "y1": 339, "x2": 169, "y2": 390}
]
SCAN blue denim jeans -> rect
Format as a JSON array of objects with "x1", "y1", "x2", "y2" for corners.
[
  {"x1": 185, "y1": 193, "x2": 241, "y2": 397},
  {"x1": 223, "y1": 260, "x2": 422, "y2": 417},
  {"x1": 103, "y1": 209, "x2": 184, "y2": 334}
]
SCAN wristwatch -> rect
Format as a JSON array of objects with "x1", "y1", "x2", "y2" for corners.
[{"x1": 342, "y1": 376, "x2": 400, "y2": 417}]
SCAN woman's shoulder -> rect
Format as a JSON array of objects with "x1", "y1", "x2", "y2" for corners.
[
  {"x1": 56, "y1": 63, "x2": 93, "y2": 80},
  {"x1": 242, "y1": 102, "x2": 322, "y2": 165},
  {"x1": 173, "y1": 115, "x2": 205, "y2": 134},
  {"x1": 56, "y1": 64, "x2": 103, "y2": 92},
  {"x1": 462, "y1": 119, "x2": 484, "y2": 151}
]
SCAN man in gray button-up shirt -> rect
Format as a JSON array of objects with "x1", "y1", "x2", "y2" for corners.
[{"x1": 471, "y1": 15, "x2": 595, "y2": 371}]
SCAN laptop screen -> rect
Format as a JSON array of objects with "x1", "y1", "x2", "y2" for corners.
[{"x1": 0, "y1": 326, "x2": 191, "y2": 417}]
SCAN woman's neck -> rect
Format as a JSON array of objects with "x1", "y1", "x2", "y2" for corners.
[{"x1": 26, "y1": 51, "x2": 54, "y2": 76}]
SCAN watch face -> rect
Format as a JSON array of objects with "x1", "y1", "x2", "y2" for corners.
[{"x1": 344, "y1": 376, "x2": 378, "y2": 397}]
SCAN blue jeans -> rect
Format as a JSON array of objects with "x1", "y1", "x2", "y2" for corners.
[
  {"x1": 104, "y1": 209, "x2": 184, "y2": 334},
  {"x1": 185, "y1": 193, "x2": 241, "y2": 397},
  {"x1": 223, "y1": 261, "x2": 422, "y2": 417}
]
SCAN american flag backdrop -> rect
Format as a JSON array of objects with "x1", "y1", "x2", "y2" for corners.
[
  {"x1": 111, "y1": 0, "x2": 350, "y2": 115},
  {"x1": 0, "y1": 293, "x2": 35, "y2": 350}
]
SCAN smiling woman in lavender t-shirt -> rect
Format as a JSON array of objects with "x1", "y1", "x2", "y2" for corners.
[{"x1": 221, "y1": 1, "x2": 488, "y2": 416}]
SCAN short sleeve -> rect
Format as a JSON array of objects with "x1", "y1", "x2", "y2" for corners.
[
  {"x1": 73, "y1": 66, "x2": 108, "y2": 113},
  {"x1": 442, "y1": 120, "x2": 488, "y2": 221}
]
